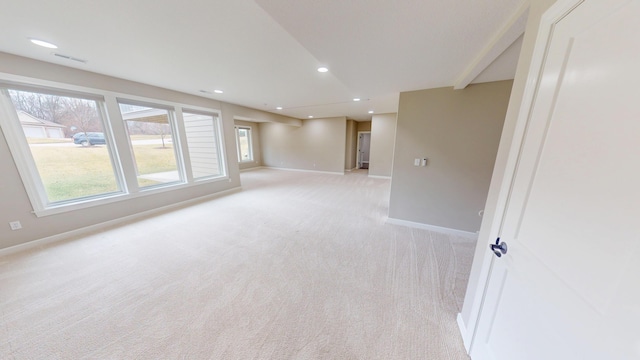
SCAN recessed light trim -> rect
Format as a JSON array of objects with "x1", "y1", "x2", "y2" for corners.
[
  {"x1": 276, "y1": 107, "x2": 283, "y2": 110},
  {"x1": 30, "y1": 38, "x2": 58, "y2": 49},
  {"x1": 368, "y1": 110, "x2": 374, "y2": 114},
  {"x1": 317, "y1": 67, "x2": 329, "y2": 73},
  {"x1": 308, "y1": 115, "x2": 314, "y2": 118},
  {"x1": 214, "y1": 89, "x2": 224, "y2": 94},
  {"x1": 353, "y1": 98, "x2": 361, "y2": 102},
  {"x1": 199, "y1": 90, "x2": 212, "y2": 94}
]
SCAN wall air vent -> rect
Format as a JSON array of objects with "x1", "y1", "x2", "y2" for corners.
[{"x1": 53, "y1": 53, "x2": 87, "y2": 63}]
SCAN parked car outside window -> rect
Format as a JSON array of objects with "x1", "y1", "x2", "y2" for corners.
[{"x1": 73, "y1": 132, "x2": 106, "y2": 146}]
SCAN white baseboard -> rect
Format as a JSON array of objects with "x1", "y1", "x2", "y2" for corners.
[
  {"x1": 239, "y1": 166, "x2": 263, "y2": 172},
  {"x1": 262, "y1": 166, "x2": 344, "y2": 175},
  {"x1": 386, "y1": 217, "x2": 478, "y2": 238},
  {"x1": 368, "y1": 175, "x2": 391, "y2": 179},
  {"x1": 0, "y1": 186, "x2": 242, "y2": 257},
  {"x1": 457, "y1": 313, "x2": 471, "y2": 353}
]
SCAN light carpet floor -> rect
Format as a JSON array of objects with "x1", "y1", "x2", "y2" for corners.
[{"x1": 1, "y1": 169, "x2": 475, "y2": 359}]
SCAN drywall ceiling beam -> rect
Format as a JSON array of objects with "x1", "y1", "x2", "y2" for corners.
[{"x1": 453, "y1": 2, "x2": 529, "y2": 90}]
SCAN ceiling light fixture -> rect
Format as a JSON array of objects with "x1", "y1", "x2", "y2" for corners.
[
  {"x1": 308, "y1": 115, "x2": 314, "y2": 118},
  {"x1": 317, "y1": 67, "x2": 329, "y2": 73},
  {"x1": 30, "y1": 38, "x2": 58, "y2": 49},
  {"x1": 368, "y1": 110, "x2": 374, "y2": 114},
  {"x1": 199, "y1": 90, "x2": 212, "y2": 94},
  {"x1": 214, "y1": 89, "x2": 224, "y2": 94},
  {"x1": 276, "y1": 107, "x2": 283, "y2": 110},
  {"x1": 353, "y1": 98, "x2": 361, "y2": 102}
]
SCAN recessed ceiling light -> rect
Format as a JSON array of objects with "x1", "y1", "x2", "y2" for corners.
[
  {"x1": 317, "y1": 67, "x2": 329, "y2": 73},
  {"x1": 30, "y1": 38, "x2": 58, "y2": 49},
  {"x1": 199, "y1": 90, "x2": 212, "y2": 94},
  {"x1": 368, "y1": 110, "x2": 374, "y2": 114},
  {"x1": 276, "y1": 106, "x2": 283, "y2": 110},
  {"x1": 308, "y1": 115, "x2": 314, "y2": 118},
  {"x1": 214, "y1": 89, "x2": 223, "y2": 94},
  {"x1": 353, "y1": 98, "x2": 361, "y2": 102}
]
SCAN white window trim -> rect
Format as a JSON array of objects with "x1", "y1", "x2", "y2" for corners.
[
  {"x1": 0, "y1": 72, "x2": 229, "y2": 217},
  {"x1": 118, "y1": 98, "x2": 186, "y2": 188},
  {"x1": 235, "y1": 126, "x2": 254, "y2": 163}
]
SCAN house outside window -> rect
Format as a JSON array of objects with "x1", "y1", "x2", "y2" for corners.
[
  {"x1": 2, "y1": 87, "x2": 123, "y2": 207},
  {"x1": 183, "y1": 110, "x2": 224, "y2": 179}
]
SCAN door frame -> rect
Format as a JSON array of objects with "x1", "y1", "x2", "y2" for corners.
[
  {"x1": 460, "y1": 0, "x2": 584, "y2": 353},
  {"x1": 355, "y1": 131, "x2": 371, "y2": 169}
]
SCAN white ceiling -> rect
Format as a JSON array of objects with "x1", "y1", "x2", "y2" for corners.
[{"x1": 0, "y1": 0, "x2": 526, "y2": 121}]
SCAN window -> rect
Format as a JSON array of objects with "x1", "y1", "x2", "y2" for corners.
[
  {"x1": 235, "y1": 126, "x2": 253, "y2": 162},
  {"x1": 118, "y1": 101, "x2": 182, "y2": 188},
  {"x1": 183, "y1": 110, "x2": 224, "y2": 179},
  {"x1": 2, "y1": 87, "x2": 122, "y2": 206},
  {"x1": 0, "y1": 79, "x2": 228, "y2": 216}
]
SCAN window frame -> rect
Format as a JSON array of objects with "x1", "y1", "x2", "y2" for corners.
[
  {"x1": 182, "y1": 108, "x2": 226, "y2": 181},
  {"x1": 0, "y1": 84, "x2": 126, "y2": 213},
  {"x1": 0, "y1": 74, "x2": 229, "y2": 217},
  {"x1": 235, "y1": 125, "x2": 254, "y2": 163},
  {"x1": 117, "y1": 98, "x2": 186, "y2": 189}
]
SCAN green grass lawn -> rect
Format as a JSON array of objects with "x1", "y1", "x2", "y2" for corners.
[{"x1": 29, "y1": 143, "x2": 178, "y2": 202}]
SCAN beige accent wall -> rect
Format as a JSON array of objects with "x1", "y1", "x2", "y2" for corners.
[
  {"x1": 234, "y1": 120, "x2": 262, "y2": 170},
  {"x1": 389, "y1": 80, "x2": 513, "y2": 233},
  {"x1": 0, "y1": 52, "x2": 298, "y2": 250},
  {"x1": 357, "y1": 121, "x2": 371, "y2": 132},
  {"x1": 368, "y1": 113, "x2": 397, "y2": 177},
  {"x1": 259, "y1": 117, "x2": 347, "y2": 174},
  {"x1": 344, "y1": 120, "x2": 357, "y2": 170},
  {"x1": 460, "y1": 0, "x2": 558, "y2": 335}
]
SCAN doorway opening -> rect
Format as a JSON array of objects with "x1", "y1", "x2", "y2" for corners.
[{"x1": 356, "y1": 131, "x2": 371, "y2": 170}]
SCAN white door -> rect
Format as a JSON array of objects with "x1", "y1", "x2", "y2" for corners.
[{"x1": 471, "y1": 1, "x2": 640, "y2": 359}]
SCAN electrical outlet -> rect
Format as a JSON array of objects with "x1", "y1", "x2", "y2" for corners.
[{"x1": 9, "y1": 221, "x2": 22, "y2": 230}]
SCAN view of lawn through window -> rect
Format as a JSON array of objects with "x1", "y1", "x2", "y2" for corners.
[
  {"x1": 1, "y1": 83, "x2": 227, "y2": 213},
  {"x1": 119, "y1": 102, "x2": 181, "y2": 187},
  {"x1": 8, "y1": 89, "x2": 120, "y2": 203}
]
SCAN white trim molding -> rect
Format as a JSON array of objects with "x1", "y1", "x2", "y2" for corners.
[
  {"x1": 368, "y1": 175, "x2": 391, "y2": 180},
  {"x1": 386, "y1": 217, "x2": 478, "y2": 238},
  {"x1": 239, "y1": 166, "x2": 263, "y2": 172},
  {"x1": 262, "y1": 166, "x2": 345, "y2": 175},
  {"x1": 457, "y1": 313, "x2": 471, "y2": 352},
  {"x1": 454, "y1": 2, "x2": 529, "y2": 89}
]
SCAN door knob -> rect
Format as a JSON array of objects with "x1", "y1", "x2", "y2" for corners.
[{"x1": 490, "y1": 238, "x2": 508, "y2": 258}]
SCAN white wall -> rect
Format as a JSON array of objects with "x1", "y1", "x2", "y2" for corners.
[
  {"x1": 368, "y1": 113, "x2": 397, "y2": 177},
  {"x1": 259, "y1": 117, "x2": 347, "y2": 174}
]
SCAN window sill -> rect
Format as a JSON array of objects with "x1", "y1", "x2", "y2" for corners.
[{"x1": 33, "y1": 175, "x2": 229, "y2": 217}]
